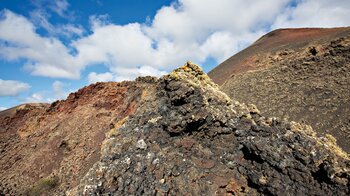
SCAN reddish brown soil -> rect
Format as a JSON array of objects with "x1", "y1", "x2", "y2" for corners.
[
  {"x1": 0, "y1": 79, "x2": 154, "y2": 194},
  {"x1": 209, "y1": 27, "x2": 350, "y2": 85}
]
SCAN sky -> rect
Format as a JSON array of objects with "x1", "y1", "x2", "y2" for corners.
[{"x1": 0, "y1": 0, "x2": 350, "y2": 110}]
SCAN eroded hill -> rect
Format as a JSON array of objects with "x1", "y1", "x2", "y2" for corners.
[
  {"x1": 209, "y1": 28, "x2": 350, "y2": 153},
  {"x1": 0, "y1": 79, "x2": 152, "y2": 194},
  {"x1": 1, "y1": 63, "x2": 349, "y2": 195}
]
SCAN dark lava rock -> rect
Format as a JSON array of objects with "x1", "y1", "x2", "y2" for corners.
[{"x1": 69, "y1": 62, "x2": 349, "y2": 195}]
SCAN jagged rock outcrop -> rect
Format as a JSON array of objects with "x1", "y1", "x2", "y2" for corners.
[
  {"x1": 70, "y1": 63, "x2": 349, "y2": 195},
  {"x1": 208, "y1": 28, "x2": 350, "y2": 153},
  {"x1": 1, "y1": 63, "x2": 349, "y2": 195}
]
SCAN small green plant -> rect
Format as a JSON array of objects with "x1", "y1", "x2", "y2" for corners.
[{"x1": 26, "y1": 177, "x2": 58, "y2": 196}]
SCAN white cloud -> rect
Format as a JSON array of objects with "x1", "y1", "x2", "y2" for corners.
[
  {"x1": 60, "y1": 24, "x2": 84, "y2": 37},
  {"x1": 30, "y1": 10, "x2": 84, "y2": 38},
  {"x1": 145, "y1": 0, "x2": 290, "y2": 43},
  {"x1": 0, "y1": 107, "x2": 7, "y2": 111},
  {"x1": 24, "y1": 81, "x2": 70, "y2": 104},
  {"x1": 0, "y1": 9, "x2": 81, "y2": 79},
  {"x1": 29, "y1": 10, "x2": 53, "y2": 33},
  {"x1": 88, "y1": 66, "x2": 167, "y2": 83},
  {"x1": 51, "y1": 0, "x2": 69, "y2": 17},
  {"x1": 200, "y1": 31, "x2": 265, "y2": 62},
  {"x1": 0, "y1": 79, "x2": 31, "y2": 96},
  {"x1": 52, "y1": 81, "x2": 68, "y2": 100},
  {"x1": 25, "y1": 93, "x2": 45, "y2": 103},
  {"x1": 32, "y1": 0, "x2": 70, "y2": 18},
  {"x1": 273, "y1": 0, "x2": 350, "y2": 28},
  {"x1": 73, "y1": 22, "x2": 155, "y2": 68},
  {"x1": 1, "y1": 0, "x2": 350, "y2": 83},
  {"x1": 113, "y1": 66, "x2": 167, "y2": 81},
  {"x1": 0, "y1": 10, "x2": 81, "y2": 78},
  {"x1": 88, "y1": 72, "x2": 114, "y2": 83}
]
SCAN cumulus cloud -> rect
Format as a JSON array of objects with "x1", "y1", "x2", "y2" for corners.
[
  {"x1": 24, "y1": 81, "x2": 70, "y2": 103},
  {"x1": 88, "y1": 66, "x2": 167, "y2": 83},
  {"x1": 145, "y1": 0, "x2": 290, "y2": 43},
  {"x1": 88, "y1": 72, "x2": 114, "y2": 83},
  {"x1": 73, "y1": 22, "x2": 155, "y2": 69},
  {"x1": 52, "y1": 81, "x2": 69, "y2": 100},
  {"x1": 200, "y1": 31, "x2": 265, "y2": 62},
  {"x1": 25, "y1": 93, "x2": 45, "y2": 103},
  {"x1": 0, "y1": 9, "x2": 81, "y2": 79},
  {"x1": 0, "y1": 79, "x2": 31, "y2": 96},
  {"x1": 273, "y1": 0, "x2": 350, "y2": 28},
  {"x1": 113, "y1": 66, "x2": 167, "y2": 81},
  {"x1": 1, "y1": 0, "x2": 350, "y2": 83}
]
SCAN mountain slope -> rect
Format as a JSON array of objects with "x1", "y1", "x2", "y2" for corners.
[
  {"x1": 208, "y1": 28, "x2": 350, "y2": 153},
  {"x1": 209, "y1": 27, "x2": 350, "y2": 85},
  {"x1": 0, "y1": 79, "x2": 153, "y2": 194},
  {"x1": 1, "y1": 63, "x2": 349, "y2": 195}
]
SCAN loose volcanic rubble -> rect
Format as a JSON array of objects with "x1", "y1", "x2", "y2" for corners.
[{"x1": 67, "y1": 63, "x2": 349, "y2": 195}]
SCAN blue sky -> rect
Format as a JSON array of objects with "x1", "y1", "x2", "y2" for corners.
[{"x1": 0, "y1": 0, "x2": 350, "y2": 110}]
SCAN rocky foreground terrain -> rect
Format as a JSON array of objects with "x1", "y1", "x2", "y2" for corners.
[
  {"x1": 1, "y1": 62, "x2": 349, "y2": 195},
  {"x1": 209, "y1": 28, "x2": 350, "y2": 153}
]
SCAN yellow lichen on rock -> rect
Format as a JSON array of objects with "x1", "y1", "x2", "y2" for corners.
[
  {"x1": 106, "y1": 117, "x2": 128, "y2": 138},
  {"x1": 321, "y1": 134, "x2": 349, "y2": 160}
]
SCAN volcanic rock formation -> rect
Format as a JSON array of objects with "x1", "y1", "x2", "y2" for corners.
[
  {"x1": 209, "y1": 28, "x2": 350, "y2": 153},
  {"x1": 1, "y1": 62, "x2": 349, "y2": 195}
]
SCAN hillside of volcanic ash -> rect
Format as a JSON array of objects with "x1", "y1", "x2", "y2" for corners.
[
  {"x1": 1, "y1": 62, "x2": 349, "y2": 195},
  {"x1": 0, "y1": 79, "x2": 153, "y2": 195},
  {"x1": 208, "y1": 28, "x2": 350, "y2": 153}
]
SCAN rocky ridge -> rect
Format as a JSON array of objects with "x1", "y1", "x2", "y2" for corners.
[
  {"x1": 71, "y1": 63, "x2": 349, "y2": 195},
  {"x1": 0, "y1": 63, "x2": 349, "y2": 195}
]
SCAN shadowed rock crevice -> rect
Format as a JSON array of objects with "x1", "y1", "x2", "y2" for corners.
[
  {"x1": 241, "y1": 145, "x2": 264, "y2": 164},
  {"x1": 312, "y1": 163, "x2": 334, "y2": 184}
]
